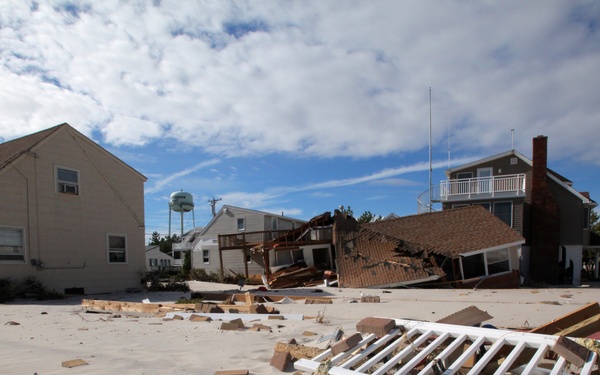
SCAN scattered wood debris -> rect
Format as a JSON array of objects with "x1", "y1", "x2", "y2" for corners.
[{"x1": 61, "y1": 359, "x2": 88, "y2": 368}]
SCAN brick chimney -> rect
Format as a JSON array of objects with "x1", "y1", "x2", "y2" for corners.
[{"x1": 529, "y1": 135, "x2": 560, "y2": 284}]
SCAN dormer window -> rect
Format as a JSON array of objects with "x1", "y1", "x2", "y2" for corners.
[{"x1": 56, "y1": 166, "x2": 79, "y2": 195}]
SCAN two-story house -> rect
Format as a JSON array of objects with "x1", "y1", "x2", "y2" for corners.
[
  {"x1": 0, "y1": 123, "x2": 147, "y2": 294},
  {"x1": 173, "y1": 205, "x2": 306, "y2": 279},
  {"x1": 433, "y1": 135, "x2": 596, "y2": 286}
]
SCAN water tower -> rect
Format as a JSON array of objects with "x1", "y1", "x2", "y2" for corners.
[{"x1": 168, "y1": 190, "x2": 195, "y2": 238}]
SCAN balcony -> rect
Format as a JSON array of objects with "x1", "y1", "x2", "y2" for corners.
[{"x1": 440, "y1": 173, "x2": 526, "y2": 202}]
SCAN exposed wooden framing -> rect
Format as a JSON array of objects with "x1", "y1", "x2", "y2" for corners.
[
  {"x1": 294, "y1": 318, "x2": 599, "y2": 375},
  {"x1": 530, "y1": 302, "x2": 600, "y2": 337}
]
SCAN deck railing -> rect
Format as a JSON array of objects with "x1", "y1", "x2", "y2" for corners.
[{"x1": 440, "y1": 173, "x2": 526, "y2": 201}]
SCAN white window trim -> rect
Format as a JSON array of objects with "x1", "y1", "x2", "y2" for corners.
[
  {"x1": 237, "y1": 217, "x2": 246, "y2": 231},
  {"x1": 107, "y1": 233, "x2": 127, "y2": 264},
  {"x1": 0, "y1": 225, "x2": 26, "y2": 263},
  {"x1": 202, "y1": 249, "x2": 210, "y2": 264},
  {"x1": 55, "y1": 165, "x2": 80, "y2": 196},
  {"x1": 460, "y1": 248, "x2": 511, "y2": 278}
]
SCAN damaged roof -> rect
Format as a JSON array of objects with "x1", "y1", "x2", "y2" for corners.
[
  {"x1": 338, "y1": 205, "x2": 525, "y2": 288},
  {"x1": 359, "y1": 205, "x2": 524, "y2": 257}
]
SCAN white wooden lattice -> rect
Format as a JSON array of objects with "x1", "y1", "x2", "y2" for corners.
[{"x1": 294, "y1": 318, "x2": 598, "y2": 375}]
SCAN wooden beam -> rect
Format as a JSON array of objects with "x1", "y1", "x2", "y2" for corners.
[{"x1": 530, "y1": 302, "x2": 600, "y2": 336}]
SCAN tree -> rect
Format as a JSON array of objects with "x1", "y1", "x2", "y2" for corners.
[
  {"x1": 148, "y1": 231, "x2": 161, "y2": 245},
  {"x1": 357, "y1": 211, "x2": 382, "y2": 223}
]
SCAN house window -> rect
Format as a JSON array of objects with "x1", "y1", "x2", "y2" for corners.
[
  {"x1": 245, "y1": 248, "x2": 252, "y2": 263},
  {"x1": 56, "y1": 166, "x2": 79, "y2": 195},
  {"x1": 202, "y1": 249, "x2": 210, "y2": 264},
  {"x1": 108, "y1": 234, "x2": 127, "y2": 263},
  {"x1": 493, "y1": 201, "x2": 513, "y2": 227},
  {"x1": 452, "y1": 204, "x2": 469, "y2": 209},
  {"x1": 461, "y1": 248, "x2": 510, "y2": 279},
  {"x1": 0, "y1": 226, "x2": 25, "y2": 262},
  {"x1": 237, "y1": 218, "x2": 245, "y2": 231},
  {"x1": 475, "y1": 202, "x2": 491, "y2": 212},
  {"x1": 486, "y1": 249, "x2": 510, "y2": 275},
  {"x1": 271, "y1": 217, "x2": 278, "y2": 230},
  {"x1": 456, "y1": 172, "x2": 473, "y2": 180},
  {"x1": 583, "y1": 207, "x2": 590, "y2": 230},
  {"x1": 149, "y1": 258, "x2": 157, "y2": 267}
]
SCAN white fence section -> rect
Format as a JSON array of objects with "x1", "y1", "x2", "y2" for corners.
[{"x1": 294, "y1": 318, "x2": 598, "y2": 375}]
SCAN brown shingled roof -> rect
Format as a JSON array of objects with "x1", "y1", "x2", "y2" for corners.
[
  {"x1": 337, "y1": 206, "x2": 524, "y2": 288},
  {"x1": 360, "y1": 205, "x2": 524, "y2": 257},
  {"x1": 0, "y1": 123, "x2": 64, "y2": 170}
]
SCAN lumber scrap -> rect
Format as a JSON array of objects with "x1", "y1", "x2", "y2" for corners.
[
  {"x1": 82, "y1": 299, "x2": 277, "y2": 315},
  {"x1": 530, "y1": 302, "x2": 600, "y2": 337},
  {"x1": 555, "y1": 313, "x2": 600, "y2": 338}
]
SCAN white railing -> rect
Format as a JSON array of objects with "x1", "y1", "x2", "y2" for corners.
[
  {"x1": 440, "y1": 173, "x2": 526, "y2": 201},
  {"x1": 417, "y1": 185, "x2": 441, "y2": 214}
]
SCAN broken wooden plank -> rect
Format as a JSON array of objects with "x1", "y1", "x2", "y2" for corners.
[
  {"x1": 62, "y1": 359, "x2": 88, "y2": 368},
  {"x1": 530, "y1": 302, "x2": 600, "y2": 336},
  {"x1": 555, "y1": 313, "x2": 600, "y2": 338}
]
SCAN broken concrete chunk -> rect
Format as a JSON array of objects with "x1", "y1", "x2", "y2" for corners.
[
  {"x1": 269, "y1": 351, "x2": 292, "y2": 371},
  {"x1": 552, "y1": 336, "x2": 590, "y2": 368},
  {"x1": 360, "y1": 295, "x2": 380, "y2": 303},
  {"x1": 356, "y1": 317, "x2": 396, "y2": 337},
  {"x1": 189, "y1": 314, "x2": 211, "y2": 322},
  {"x1": 331, "y1": 333, "x2": 362, "y2": 356}
]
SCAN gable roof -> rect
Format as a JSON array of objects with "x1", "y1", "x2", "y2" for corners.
[
  {"x1": 195, "y1": 204, "x2": 307, "y2": 238},
  {"x1": 0, "y1": 123, "x2": 146, "y2": 181},
  {"x1": 0, "y1": 124, "x2": 63, "y2": 171},
  {"x1": 361, "y1": 205, "x2": 524, "y2": 257},
  {"x1": 445, "y1": 149, "x2": 595, "y2": 205}
]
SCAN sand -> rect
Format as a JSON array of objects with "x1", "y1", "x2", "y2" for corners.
[{"x1": 1, "y1": 281, "x2": 599, "y2": 374}]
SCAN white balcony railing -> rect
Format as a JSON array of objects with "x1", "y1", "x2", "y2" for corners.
[{"x1": 440, "y1": 173, "x2": 526, "y2": 201}]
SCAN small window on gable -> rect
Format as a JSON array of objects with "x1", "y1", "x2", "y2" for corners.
[
  {"x1": 56, "y1": 166, "x2": 79, "y2": 195},
  {"x1": 0, "y1": 226, "x2": 25, "y2": 262},
  {"x1": 108, "y1": 234, "x2": 127, "y2": 263},
  {"x1": 237, "y1": 218, "x2": 245, "y2": 231},
  {"x1": 510, "y1": 157, "x2": 518, "y2": 165}
]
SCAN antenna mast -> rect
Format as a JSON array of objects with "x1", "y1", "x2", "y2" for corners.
[
  {"x1": 429, "y1": 87, "x2": 432, "y2": 213},
  {"x1": 208, "y1": 197, "x2": 222, "y2": 217},
  {"x1": 511, "y1": 129, "x2": 515, "y2": 150}
]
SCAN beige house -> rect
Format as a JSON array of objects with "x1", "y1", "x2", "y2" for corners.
[
  {"x1": 173, "y1": 205, "x2": 306, "y2": 277},
  {"x1": 145, "y1": 245, "x2": 177, "y2": 273},
  {"x1": 0, "y1": 123, "x2": 147, "y2": 294}
]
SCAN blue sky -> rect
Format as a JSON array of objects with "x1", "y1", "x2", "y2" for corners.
[{"x1": 1, "y1": 1, "x2": 599, "y2": 241}]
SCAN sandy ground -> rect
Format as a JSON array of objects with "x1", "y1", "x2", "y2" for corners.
[{"x1": 1, "y1": 281, "x2": 599, "y2": 374}]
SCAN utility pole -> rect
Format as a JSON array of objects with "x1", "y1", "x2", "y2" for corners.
[{"x1": 208, "y1": 197, "x2": 222, "y2": 217}]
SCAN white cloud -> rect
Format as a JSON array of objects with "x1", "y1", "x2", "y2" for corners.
[{"x1": 1, "y1": 1, "x2": 599, "y2": 164}]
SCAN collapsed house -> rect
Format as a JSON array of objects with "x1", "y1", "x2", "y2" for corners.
[
  {"x1": 218, "y1": 205, "x2": 525, "y2": 289},
  {"x1": 336, "y1": 205, "x2": 526, "y2": 289}
]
